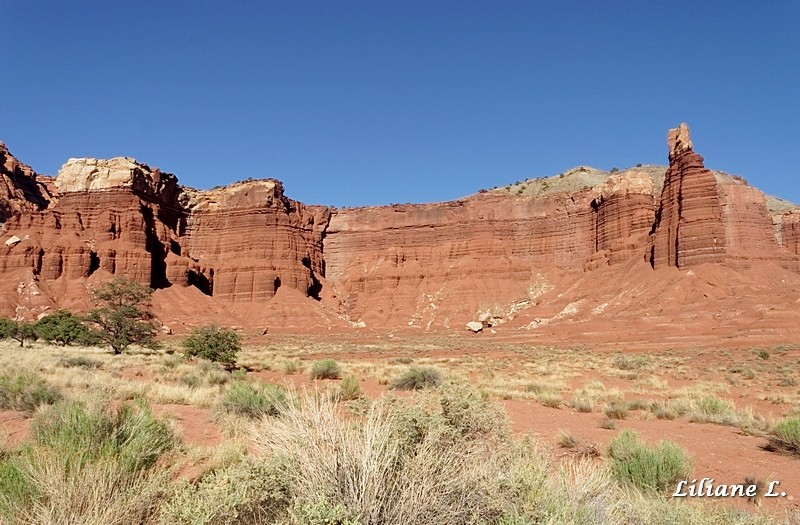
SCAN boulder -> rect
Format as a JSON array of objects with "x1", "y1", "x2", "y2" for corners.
[{"x1": 466, "y1": 321, "x2": 483, "y2": 333}]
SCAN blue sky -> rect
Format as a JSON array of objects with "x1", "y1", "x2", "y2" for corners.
[{"x1": 3, "y1": 1, "x2": 799, "y2": 206}]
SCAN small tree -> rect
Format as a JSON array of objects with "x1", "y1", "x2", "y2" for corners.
[
  {"x1": 34, "y1": 310, "x2": 97, "y2": 346},
  {"x1": 84, "y1": 277, "x2": 158, "y2": 354},
  {"x1": 183, "y1": 325, "x2": 241, "y2": 368},
  {"x1": 0, "y1": 319, "x2": 36, "y2": 347}
]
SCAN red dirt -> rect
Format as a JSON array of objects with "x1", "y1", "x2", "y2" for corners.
[
  {"x1": 0, "y1": 410, "x2": 31, "y2": 449},
  {"x1": 151, "y1": 403, "x2": 223, "y2": 447}
]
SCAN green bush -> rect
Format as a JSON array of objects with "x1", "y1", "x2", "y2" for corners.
[
  {"x1": 0, "y1": 399, "x2": 174, "y2": 523},
  {"x1": 339, "y1": 375, "x2": 362, "y2": 401},
  {"x1": 31, "y1": 400, "x2": 176, "y2": 473},
  {"x1": 310, "y1": 359, "x2": 341, "y2": 380},
  {"x1": 767, "y1": 416, "x2": 800, "y2": 455},
  {"x1": 182, "y1": 325, "x2": 241, "y2": 367},
  {"x1": 391, "y1": 366, "x2": 442, "y2": 390},
  {"x1": 33, "y1": 310, "x2": 99, "y2": 346},
  {"x1": 158, "y1": 457, "x2": 291, "y2": 525},
  {"x1": 694, "y1": 396, "x2": 734, "y2": 419},
  {"x1": 219, "y1": 381, "x2": 286, "y2": 418},
  {"x1": 0, "y1": 372, "x2": 61, "y2": 413},
  {"x1": 606, "y1": 429, "x2": 693, "y2": 493}
]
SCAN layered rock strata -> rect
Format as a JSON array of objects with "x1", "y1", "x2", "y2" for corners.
[
  {"x1": 0, "y1": 124, "x2": 798, "y2": 332},
  {"x1": 648, "y1": 124, "x2": 726, "y2": 268}
]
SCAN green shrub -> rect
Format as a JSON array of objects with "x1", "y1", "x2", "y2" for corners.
[
  {"x1": 339, "y1": 375, "x2": 362, "y2": 401},
  {"x1": 32, "y1": 400, "x2": 175, "y2": 473},
  {"x1": 391, "y1": 366, "x2": 442, "y2": 390},
  {"x1": 33, "y1": 310, "x2": 98, "y2": 346},
  {"x1": 159, "y1": 457, "x2": 291, "y2": 525},
  {"x1": 0, "y1": 399, "x2": 174, "y2": 523},
  {"x1": 219, "y1": 381, "x2": 286, "y2": 418},
  {"x1": 767, "y1": 416, "x2": 800, "y2": 455},
  {"x1": 0, "y1": 372, "x2": 61, "y2": 413},
  {"x1": 183, "y1": 325, "x2": 241, "y2": 368},
  {"x1": 606, "y1": 429, "x2": 693, "y2": 493},
  {"x1": 310, "y1": 359, "x2": 341, "y2": 380}
]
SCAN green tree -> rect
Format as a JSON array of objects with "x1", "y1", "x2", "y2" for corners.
[
  {"x1": 33, "y1": 310, "x2": 98, "y2": 346},
  {"x1": 84, "y1": 278, "x2": 158, "y2": 354},
  {"x1": 0, "y1": 319, "x2": 36, "y2": 347},
  {"x1": 182, "y1": 325, "x2": 241, "y2": 368}
]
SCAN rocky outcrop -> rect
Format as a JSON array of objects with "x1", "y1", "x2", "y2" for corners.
[
  {"x1": 780, "y1": 210, "x2": 800, "y2": 255},
  {"x1": 0, "y1": 125, "x2": 799, "y2": 335},
  {"x1": 649, "y1": 124, "x2": 726, "y2": 268},
  {"x1": 0, "y1": 142, "x2": 51, "y2": 221},
  {"x1": 178, "y1": 179, "x2": 329, "y2": 301}
]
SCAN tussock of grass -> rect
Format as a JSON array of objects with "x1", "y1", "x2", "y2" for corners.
[
  {"x1": 536, "y1": 392, "x2": 562, "y2": 409},
  {"x1": 604, "y1": 401, "x2": 629, "y2": 420},
  {"x1": 0, "y1": 399, "x2": 174, "y2": 524},
  {"x1": 606, "y1": 429, "x2": 693, "y2": 493},
  {"x1": 766, "y1": 417, "x2": 800, "y2": 455},
  {"x1": 0, "y1": 372, "x2": 61, "y2": 413},
  {"x1": 338, "y1": 375, "x2": 363, "y2": 400},
  {"x1": 218, "y1": 381, "x2": 286, "y2": 418},
  {"x1": 391, "y1": 366, "x2": 442, "y2": 391},
  {"x1": 58, "y1": 356, "x2": 102, "y2": 369},
  {"x1": 613, "y1": 354, "x2": 651, "y2": 371},
  {"x1": 309, "y1": 359, "x2": 341, "y2": 380}
]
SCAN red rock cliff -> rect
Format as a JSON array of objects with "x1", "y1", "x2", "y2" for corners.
[
  {"x1": 648, "y1": 124, "x2": 726, "y2": 268},
  {"x1": 1, "y1": 125, "x2": 798, "y2": 335}
]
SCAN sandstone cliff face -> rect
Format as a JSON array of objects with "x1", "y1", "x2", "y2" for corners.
[
  {"x1": 0, "y1": 125, "x2": 799, "y2": 337},
  {"x1": 0, "y1": 142, "x2": 51, "y2": 220},
  {"x1": 649, "y1": 124, "x2": 726, "y2": 268},
  {"x1": 178, "y1": 180, "x2": 329, "y2": 302},
  {"x1": 780, "y1": 211, "x2": 800, "y2": 255}
]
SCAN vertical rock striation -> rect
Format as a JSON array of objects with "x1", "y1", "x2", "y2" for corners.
[{"x1": 649, "y1": 123, "x2": 726, "y2": 269}]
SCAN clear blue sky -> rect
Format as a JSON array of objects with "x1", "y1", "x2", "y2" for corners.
[{"x1": 3, "y1": 1, "x2": 799, "y2": 206}]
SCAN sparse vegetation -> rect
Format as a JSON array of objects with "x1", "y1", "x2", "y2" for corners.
[
  {"x1": 219, "y1": 380, "x2": 286, "y2": 418},
  {"x1": 0, "y1": 371, "x2": 61, "y2": 413},
  {"x1": 84, "y1": 277, "x2": 159, "y2": 354},
  {"x1": 0, "y1": 337, "x2": 792, "y2": 525},
  {"x1": 309, "y1": 359, "x2": 342, "y2": 380},
  {"x1": 339, "y1": 375, "x2": 362, "y2": 400},
  {"x1": 766, "y1": 416, "x2": 800, "y2": 455},
  {"x1": 0, "y1": 319, "x2": 35, "y2": 347},
  {"x1": 606, "y1": 429, "x2": 693, "y2": 493},
  {"x1": 33, "y1": 309, "x2": 99, "y2": 346},
  {"x1": 391, "y1": 366, "x2": 442, "y2": 390},
  {"x1": 183, "y1": 325, "x2": 242, "y2": 368},
  {"x1": 0, "y1": 399, "x2": 175, "y2": 524}
]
